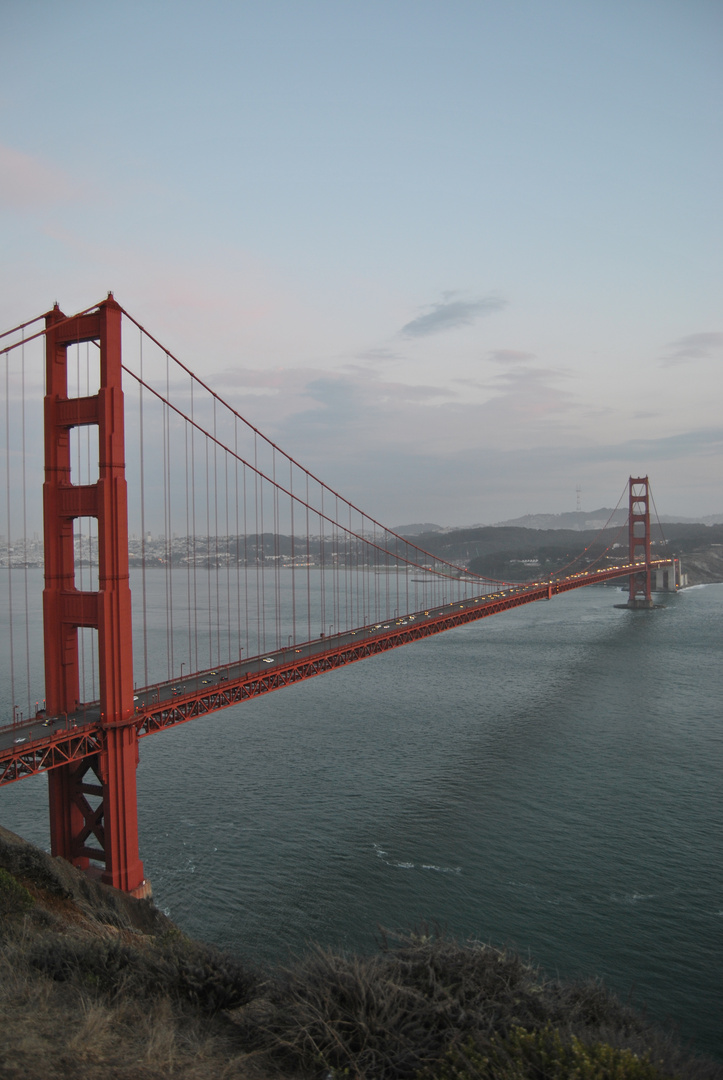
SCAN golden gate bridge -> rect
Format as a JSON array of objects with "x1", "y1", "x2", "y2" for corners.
[{"x1": 0, "y1": 296, "x2": 675, "y2": 897}]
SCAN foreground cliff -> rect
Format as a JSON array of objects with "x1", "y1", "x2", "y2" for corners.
[{"x1": 1, "y1": 825, "x2": 720, "y2": 1080}]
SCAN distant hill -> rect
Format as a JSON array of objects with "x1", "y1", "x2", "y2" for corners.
[
  {"x1": 493, "y1": 508, "x2": 626, "y2": 530},
  {"x1": 493, "y1": 509, "x2": 723, "y2": 531},
  {"x1": 391, "y1": 522, "x2": 444, "y2": 536},
  {"x1": 392, "y1": 520, "x2": 723, "y2": 584},
  {"x1": 393, "y1": 511, "x2": 723, "y2": 536}
]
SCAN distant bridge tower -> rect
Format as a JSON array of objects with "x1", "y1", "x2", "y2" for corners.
[
  {"x1": 44, "y1": 296, "x2": 148, "y2": 896},
  {"x1": 628, "y1": 476, "x2": 653, "y2": 608}
]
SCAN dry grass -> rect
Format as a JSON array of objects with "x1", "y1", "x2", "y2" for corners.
[
  {"x1": 1, "y1": 829, "x2": 721, "y2": 1080},
  {"x1": 0, "y1": 955, "x2": 263, "y2": 1080}
]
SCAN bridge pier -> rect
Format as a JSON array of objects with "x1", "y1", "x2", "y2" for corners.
[
  {"x1": 650, "y1": 558, "x2": 686, "y2": 592},
  {"x1": 43, "y1": 297, "x2": 148, "y2": 896}
]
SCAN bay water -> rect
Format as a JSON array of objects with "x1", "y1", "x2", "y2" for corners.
[{"x1": 3, "y1": 575, "x2": 721, "y2": 1057}]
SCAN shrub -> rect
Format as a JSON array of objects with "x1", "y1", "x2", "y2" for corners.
[
  {"x1": 26, "y1": 933, "x2": 259, "y2": 1014},
  {"x1": 426, "y1": 1026, "x2": 669, "y2": 1080},
  {"x1": 175, "y1": 948, "x2": 258, "y2": 1014},
  {"x1": 236, "y1": 929, "x2": 719, "y2": 1080},
  {"x1": 28, "y1": 937, "x2": 145, "y2": 996},
  {"x1": 238, "y1": 930, "x2": 567, "y2": 1078},
  {"x1": 0, "y1": 867, "x2": 34, "y2": 917}
]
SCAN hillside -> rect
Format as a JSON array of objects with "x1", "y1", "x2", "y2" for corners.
[
  {"x1": 1, "y1": 826, "x2": 722, "y2": 1079},
  {"x1": 400, "y1": 522, "x2": 723, "y2": 584}
]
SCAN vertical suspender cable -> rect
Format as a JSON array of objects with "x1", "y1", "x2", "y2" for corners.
[
  {"x1": 361, "y1": 513, "x2": 366, "y2": 624},
  {"x1": 138, "y1": 330, "x2": 149, "y2": 687},
  {"x1": 212, "y1": 398, "x2": 220, "y2": 666},
  {"x1": 290, "y1": 459, "x2": 296, "y2": 646},
  {"x1": 346, "y1": 502, "x2": 351, "y2": 631},
  {"x1": 243, "y1": 462, "x2": 249, "y2": 656},
  {"x1": 337, "y1": 496, "x2": 342, "y2": 632},
  {"x1": 20, "y1": 333, "x2": 32, "y2": 715},
  {"x1": 234, "y1": 416, "x2": 242, "y2": 660},
  {"x1": 184, "y1": 417, "x2": 192, "y2": 678},
  {"x1": 190, "y1": 381, "x2": 199, "y2": 674},
  {"x1": 224, "y1": 445, "x2": 231, "y2": 664},
  {"x1": 75, "y1": 343, "x2": 86, "y2": 700},
  {"x1": 253, "y1": 435, "x2": 259, "y2": 652},
  {"x1": 272, "y1": 448, "x2": 280, "y2": 648},
  {"x1": 305, "y1": 474, "x2": 311, "y2": 642},
  {"x1": 260, "y1": 467, "x2": 266, "y2": 653},
  {"x1": 164, "y1": 352, "x2": 174, "y2": 680},
  {"x1": 350, "y1": 503, "x2": 356, "y2": 628},
  {"x1": 272, "y1": 448, "x2": 277, "y2": 645},
  {"x1": 5, "y1": 353, "x2": 16, "y2": 715},
  {"x1": 332, "y1": 494, "x2": 338, "y2": 635},
  {"x1": 204, "y1": 436, "x2": 212, "y2": 668},
  {"x1": 385, "y1": 530, "x2": 390, "y2": 619},
  {"x1": 255, "y1": 434, "x2": 266, "y2": 654},
  {"x1": 88, "y1": 343, "x2": 97, "y2": 699},
  {"x1": 319, "y1": 486, "x2": 326, "y2": 635}
]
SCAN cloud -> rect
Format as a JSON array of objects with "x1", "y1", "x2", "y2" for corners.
[
  {"x1": 487, "y1": 349, "x2": 535, "y2": 364},
  {"x1": 662, "y1": 332, "x2": 723, "y2": 366},
  {"x1": 400, "y1": 295, "x2": 506, "y2": 338},
  {"x1": 207, "y1": 352, "x2": 579, "y2": 490},
  {"x1": 273, "y1": 419, "x2": 723, "y2": 529},
  {"x1": 484, "y1": 363, "x2": 574, "y2": 423},
  {"x1": 0, "y1": 143, "x2": 87, "y2": 209},
  {"x1": 353, "y1": 345, "x2": 405, "y2": 364}
]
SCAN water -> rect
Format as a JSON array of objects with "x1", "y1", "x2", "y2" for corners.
[{"x1": 3, "y1": 579, "x2": 722, "y2": 1058}]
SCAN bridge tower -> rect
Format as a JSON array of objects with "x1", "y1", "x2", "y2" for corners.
[
  {"x1": 628, "y1": 476, "x2": 653, "y2": 609},
  {"x1": 43, "y1": 296, "x2": 148, "y2": 897}
]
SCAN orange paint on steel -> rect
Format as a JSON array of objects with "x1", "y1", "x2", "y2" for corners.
[
  {"x1": 42, "y1": 297, "x2": 146, "y2": 895},
  {"x1": 2, "y1": 557, "x2": 671, "y2": 776},
  {"x1": 628, "y1": 477, "x2": 653, "y2": 607}
]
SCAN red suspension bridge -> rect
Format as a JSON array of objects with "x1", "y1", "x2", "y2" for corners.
[{"x1": 0, "y1": 297, "x2": 676, "y2": 897}]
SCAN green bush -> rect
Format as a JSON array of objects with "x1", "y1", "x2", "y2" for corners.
[
  {"x1": 175, "y1": 948, "x2": 258, "y2": 1013},
  {"x1": 29, "y1": 937, "x2": 145, "y2": 995},
  {"x1": 237, "y1": 930, "x2": 570, "y2": 1078},
  {"x1": 237, "y1": 929, "x2": 710, "y2": 1080},
  {"x1": 0, "y1": 867, "x2": 34, "y2": 917},
  {"x1": 427, "y1": 1026, "x2": 669, "y2": 1079},
  {"x1": 27, "y1": 933, "x2": 259, "y2": 1013}
]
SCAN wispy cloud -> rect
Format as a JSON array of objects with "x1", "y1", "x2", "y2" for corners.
[
  {"x1": 353, "y1": 346, "x2": 404, "y2": 363},
  {"x1": 486, "y1": 364, "x2": 573, "y2": 422},
  {"x1": 662, "y1": 332, "x2": 723, "y2": 366},
  {"x1": 487, "y1": 349, "x2": 535, "y2": 364},
  {"x1": 400, "y1": 294, "x2": 506, "y2": 338}
]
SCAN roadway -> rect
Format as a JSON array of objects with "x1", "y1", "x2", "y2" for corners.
[
  {"x1": 0, "y1": 560, "x2": 673, "y2": 780},
  {"x1": 1, "y1": 588, "x2": 514, "y2": 752}
]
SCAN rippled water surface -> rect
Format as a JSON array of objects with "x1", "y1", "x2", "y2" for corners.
[{"x1": 4, "y1": 580, "x2": 722, "y2": 1057}]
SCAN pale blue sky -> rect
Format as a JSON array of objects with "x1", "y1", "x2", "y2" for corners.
[{"x1": 1, "y1": 0, "x2": 721, "y2": 523}]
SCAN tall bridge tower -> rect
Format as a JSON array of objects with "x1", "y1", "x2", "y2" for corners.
[
  {"x1": 628, "y1": 476, "x2": 654, "y2": 608},
  {"x1": 43, "y1": 296, "x2": 148, "y2": 896}
]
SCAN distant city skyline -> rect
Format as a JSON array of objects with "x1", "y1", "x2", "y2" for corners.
[{"x1": 1, "y1": 1, "x2": 721, "y2": 524}]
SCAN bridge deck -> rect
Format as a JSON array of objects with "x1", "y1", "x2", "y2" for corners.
[{"x1": 0, "y1": 560, "x2": 673, "y2": 785}]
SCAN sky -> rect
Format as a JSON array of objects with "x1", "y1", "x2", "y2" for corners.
[{"x1": 1, "y1": 0, "x2": 722, "y2": 527}]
